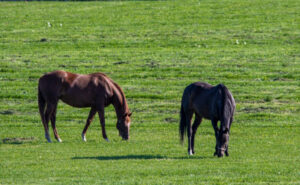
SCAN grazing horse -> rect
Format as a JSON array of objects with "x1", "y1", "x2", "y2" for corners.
[
  {"x1": 179, "y1": 82, "x2": 235, "y2": 157},
  {"x1": 38, "y1": 70, "x2": 132, "y2": 143}
]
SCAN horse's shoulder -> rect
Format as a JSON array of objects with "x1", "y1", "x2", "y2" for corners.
[
  {"x1": 88, "y1": 73, "x2": 115, "y2": 92},
  {"x1": 215, "y1": 83, "x2": 231, "y2": 96},
  {"x1": 216, "y1": 83, "x2": 226, "y2": 89},
  {"x1": 89, "y1": 73, "x2": 111, "y2": 83},
  {"x1": 90, "y1": 72, "x2": 108, "y2": 77}
]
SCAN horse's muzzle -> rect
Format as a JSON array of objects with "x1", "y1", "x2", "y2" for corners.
[{"x1": 217, "y1": 148, "x2": 225, "y2": 157}]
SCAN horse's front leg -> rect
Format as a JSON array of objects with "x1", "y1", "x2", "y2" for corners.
[
  {"x1": 211, "y1": 119, "x2": 219, "y2": 156},
  {"x1": 98, "y1": 108, "x2": 109, "y2": 142},
  {"x1": 81, "y1": 107, "x2": 96, "y2": 142},
  {"x1": 224, "y1": 117, "x2": 233, "y2": 157},
  {"x1": 225, "y1": 146, "x2": 229, "y2": 156}
]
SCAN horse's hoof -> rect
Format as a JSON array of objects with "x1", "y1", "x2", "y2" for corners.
[
  {"x1": 105, "y1": 138, "x2": 110, "y2": 142},
  {"x1": 214, "y1": 152, "x2": 218, "y2": 156},
  {"x1": 57, "y1": 138, "x2": 62, "y2": 143},
  {"x1": 188, "y1": 150, "x2": 193, "y2": 156},
  {"x1": 46, "y1": 137, "x2": 52, "y2": 143},
  {"x1": 82, "y1": 133, "x2": 87, "y2": 142}
]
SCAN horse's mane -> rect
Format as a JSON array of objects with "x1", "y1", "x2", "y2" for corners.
[
  {"x1": 90, "y1": 72, "x2": 129, "y2": 114},
  {"x1": 112, "y1": 81, "x2": 130, "y2": 114},
  {"x1": 217, "y1": 84, "x2": 235, "y2": 131}
]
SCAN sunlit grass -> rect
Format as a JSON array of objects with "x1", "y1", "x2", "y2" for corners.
[{"x1": 0, "y1": 0, "x2": 299, "y2": 184}]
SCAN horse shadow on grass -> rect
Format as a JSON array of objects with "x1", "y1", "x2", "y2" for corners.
[{"x1": 72, "y1": 154, "x2": 213, "y2": 161}]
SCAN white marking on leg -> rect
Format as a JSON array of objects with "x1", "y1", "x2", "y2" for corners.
[
  {"x1": 82, "y1": 133, "x2": 86, "y2": 142},
  {"x1": 188, "y1": 150, "x2": 193, "y2": 156},
  {"x1": 57, "y1": 138, "x2": 62, "y2": 143}
]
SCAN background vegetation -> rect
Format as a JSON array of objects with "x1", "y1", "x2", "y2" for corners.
[{"x1": 0, "y1": 0, "x2": 299, "y2": 184}]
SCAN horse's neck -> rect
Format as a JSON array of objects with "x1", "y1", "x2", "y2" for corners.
[{"x1": 111, "y1": 88, "x2": 128, "y2": 119}]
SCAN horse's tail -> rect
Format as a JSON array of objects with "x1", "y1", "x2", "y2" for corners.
[
  {"x1": 179, "y1": 103, "x2": 186, "y2": 143},
  {"x1": 38, "y1": 84, "x2": 46, "y2": 125},
  {"x1": 179, "y1": 86, "x2": 191, "y2": 144}
]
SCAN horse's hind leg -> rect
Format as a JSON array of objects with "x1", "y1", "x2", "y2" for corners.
[
  {"x1": 42, "y1": 120, "x2": 51, "y2": 143},
  {"x1": 81, "y1": 107, "x2": 96, "y2": 142},
  {"x1": 211, "y1": 119, "x2": 219, "y2": 156},
  {"x1": 186, "y1": 112, "x2": 194, "y2": 155},
  {"x1": 50, "y1": 103, "x2": 62, "y2": 142},
  {"x1": 96, "y1": 104, "x2": 109, "y2": 142},
  {"x1": 39, "y1": 91, "x2": 49, "y2": 142},
  {"x1": 44, "y1": 102, "x2": 57, "y2": 143},
  {"x1": 191, "y1": 116, "x2": 202, "y2": 154}
]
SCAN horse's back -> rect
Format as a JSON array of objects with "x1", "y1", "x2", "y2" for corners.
[
  {"x1": 181, "y1": 82, "x2": 213, "y2": 116},
  {"x1": 39, "y1": 71, "x2": 117, "y2": 107},
  {"x1": 182, "y1": 82, "x2": 235, "y2": 120},
  {"x1": 184, "y1": 82, "x2": 215, "y2": 101},
  {"x1": 38, "y1": 71, "x2": 87, "y2": 104}
]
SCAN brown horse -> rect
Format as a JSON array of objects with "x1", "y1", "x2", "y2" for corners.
[
  {"x1": 38, "y1": 70, "x2": 132, "y2": 143},
  {"x1": 179, "y1": 82, "x2": 235, "y2": 157}
]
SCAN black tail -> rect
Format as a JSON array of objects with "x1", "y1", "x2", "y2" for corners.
[
  {"x1": 38, "y1": 86, "x2": 46, "y2": 125},
  {"x1": 179, "y1": 85, "x2": 192, "y2": 144},
  {"x1": 179, "y1": 103, "x2": 187, "y2": 143}
]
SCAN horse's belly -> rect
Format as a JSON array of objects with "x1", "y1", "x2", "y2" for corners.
[
  {"x1": 60, "y1": 90, "x2": 93, "y2": 108},
  {"x1": 60, "y1": 98, "x2": 89, "y2": 108},
  {"x1": 193, "y1": 96, "x2": 215, "y2": 120},
  {"x1": 60, "y1": 96, "x2": 92, "y2": 108}
]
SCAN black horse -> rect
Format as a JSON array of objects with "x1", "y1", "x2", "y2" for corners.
[{"x1": 179, "y1": 82, "x2": 235, "y2": 157}]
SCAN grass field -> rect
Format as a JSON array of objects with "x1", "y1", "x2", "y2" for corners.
[{"x1": 0, "y1": 0, "x2": 299, "y2": 184}]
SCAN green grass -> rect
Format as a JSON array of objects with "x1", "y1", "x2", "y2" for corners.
[{"x1": 0, "y1": 0, "x2": 299, "y2": 184}]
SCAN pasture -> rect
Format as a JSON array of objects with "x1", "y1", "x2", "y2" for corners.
[{"x1": 0, "y1": 0, "x2": 299, "y2": 184}]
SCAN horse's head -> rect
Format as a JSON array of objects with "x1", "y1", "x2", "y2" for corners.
[
  {"x1": 218, "y1": 128, "x2": 229, "y2": 157},
  {"x1": 117, "y1": 112, "x2": 132, "y2": 140}
]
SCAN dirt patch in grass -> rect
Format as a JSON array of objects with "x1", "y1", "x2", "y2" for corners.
[
  {"x1": 0, "y1": 110, "x2": 14, "y2": 115},
  {"x1": 2, "y1": 137, "x2": 36, "y2": 144},
  {"x1": 240, "y1": 106, "x2": 277, "y2": 113},
  {"x1": 164, "y1": 117, "x2": 177, "y2": 123}
]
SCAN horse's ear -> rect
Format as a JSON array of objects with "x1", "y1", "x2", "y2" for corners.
[{"x1": 128, "y1": 112, "x2": 132, "y2": 117}]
